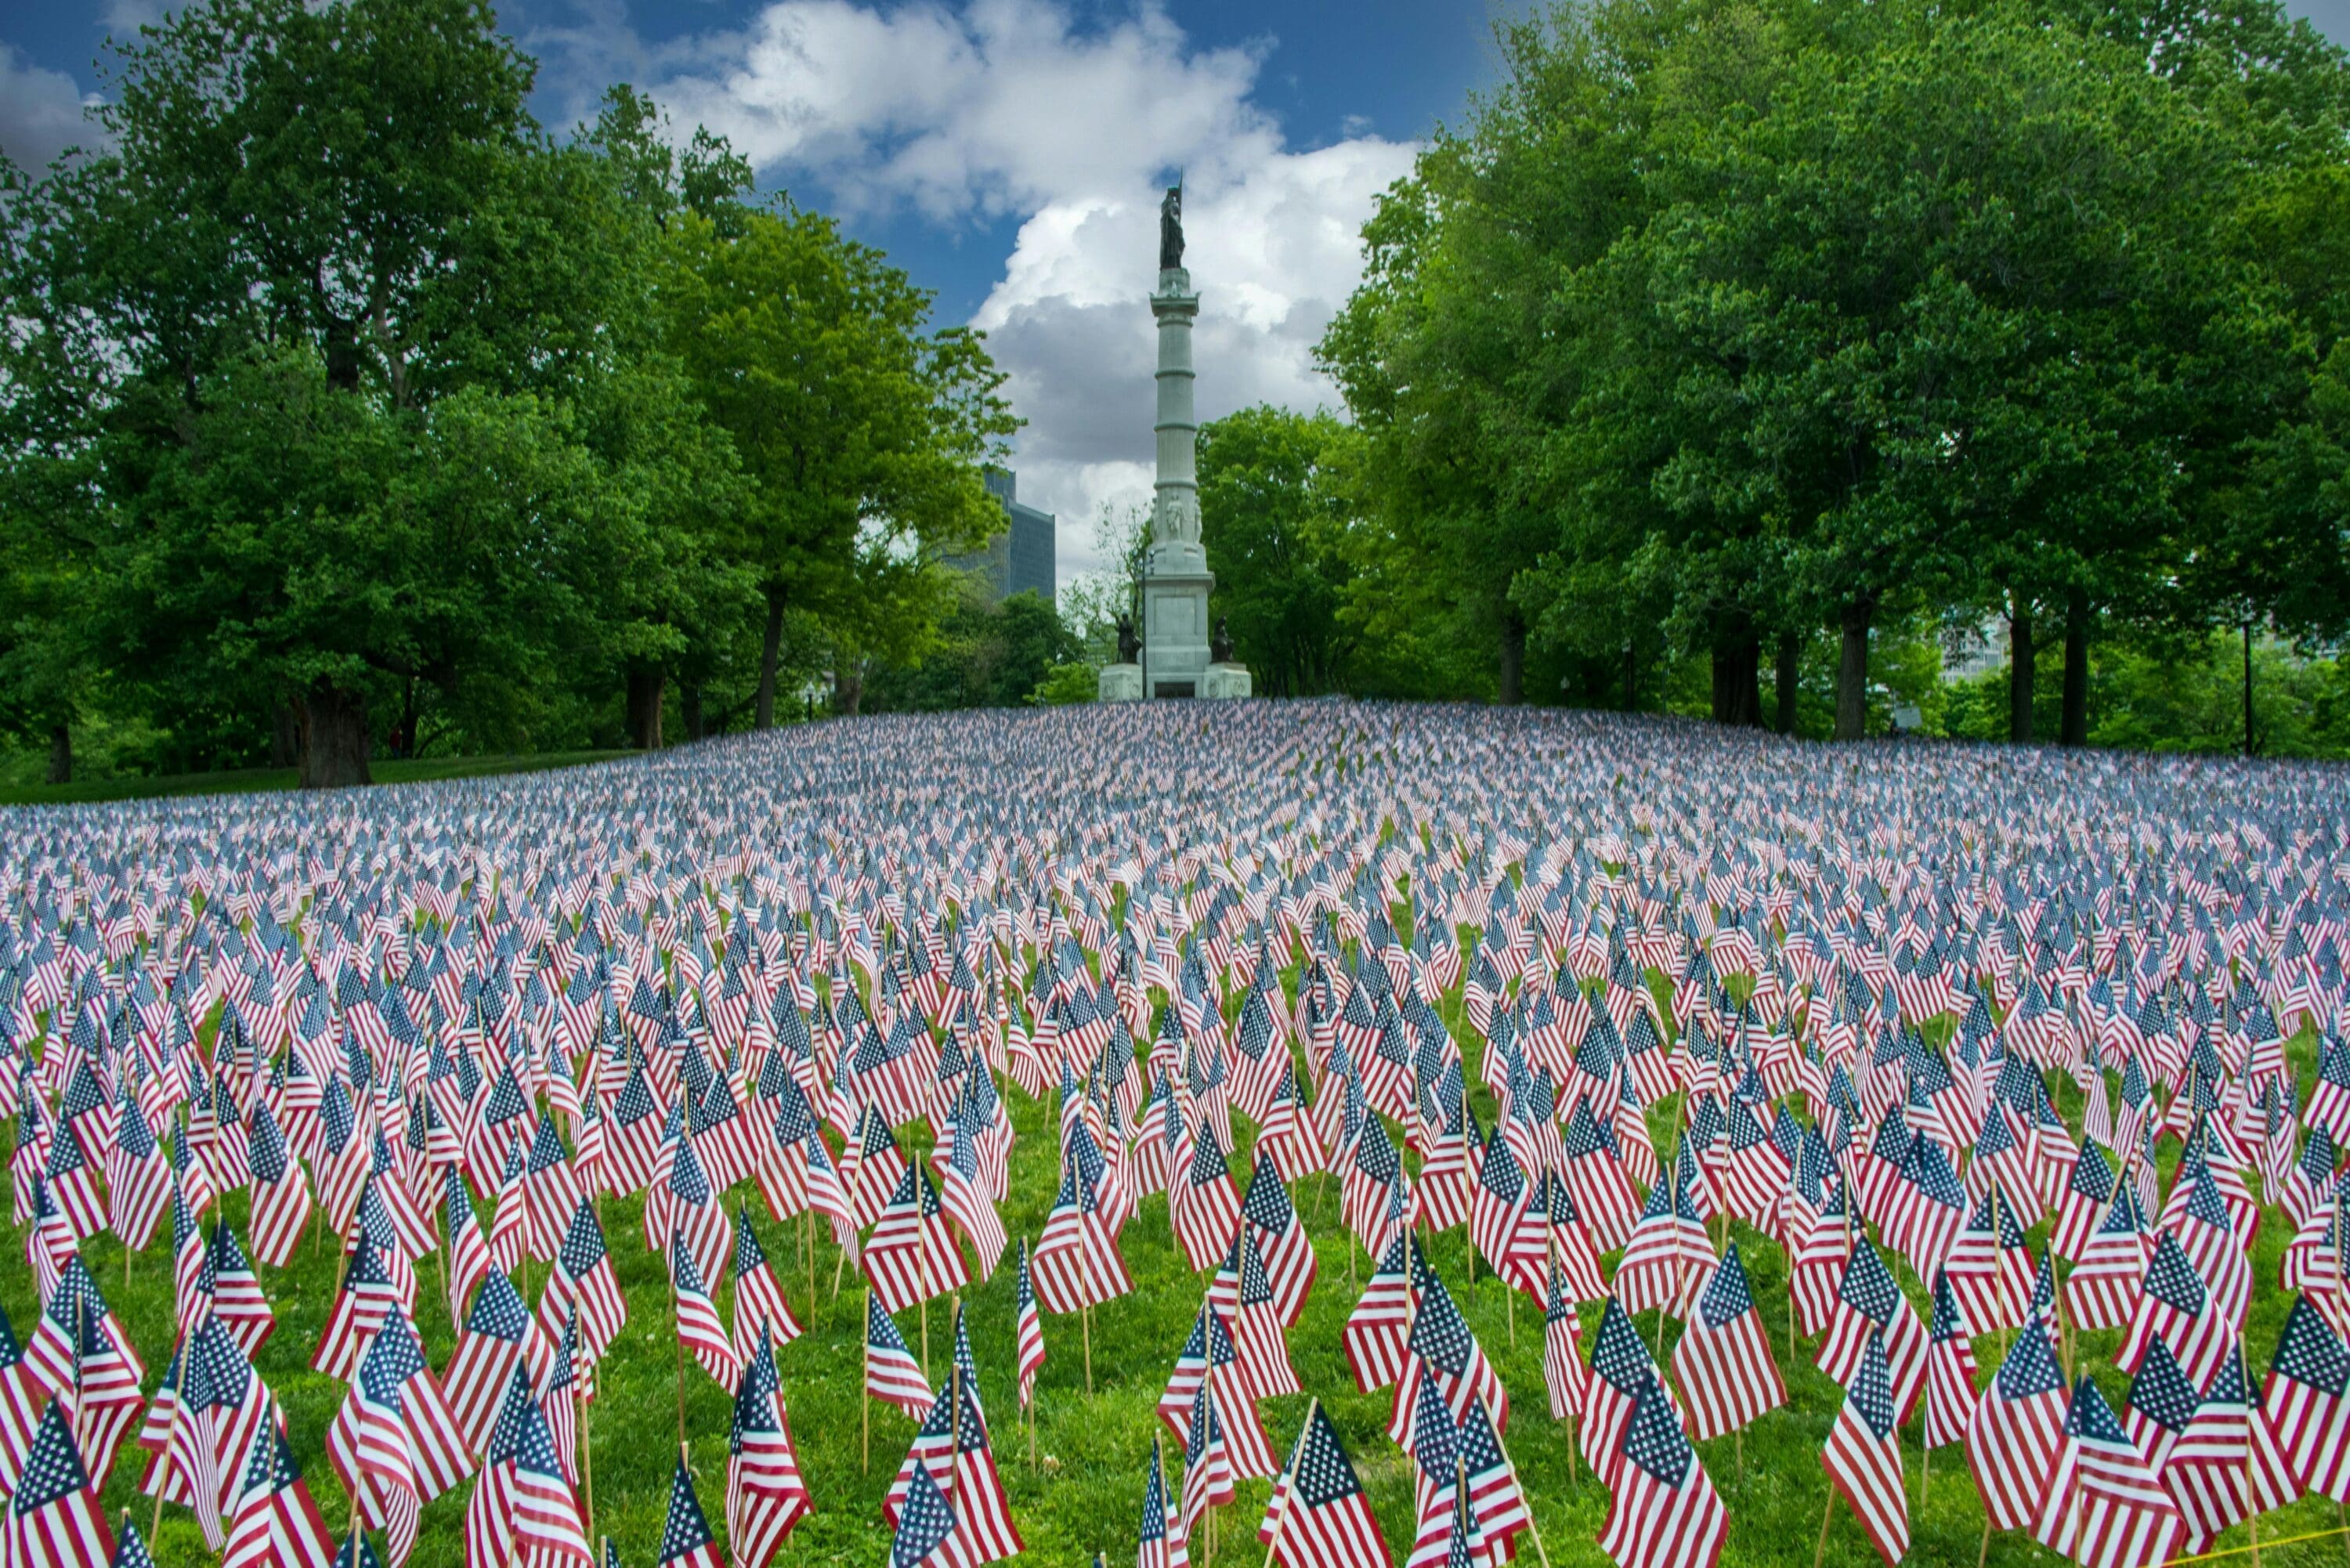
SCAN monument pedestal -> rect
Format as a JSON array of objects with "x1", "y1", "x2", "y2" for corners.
[
  {"x1": 1097, "y1": 663, "x2": 1143, "y2": 702},
  {"x1": 1201, "y1": 663, "x2": 1253, "y2": 699},
  {"x1": 1141, "y1": 538, "x2": 1214, "y2": 698}
]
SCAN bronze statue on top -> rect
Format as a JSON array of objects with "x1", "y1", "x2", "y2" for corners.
[{"x1": 1159, "y1": 182, "x2": 1184, "y2": 273}]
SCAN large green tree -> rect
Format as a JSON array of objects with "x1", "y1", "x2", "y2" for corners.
[
  {"x1": 1197, "y1": 405, "x2": 1357, "y2": 697},
  {"x1": 661, "y1": 205, "x2": 1020, "y2": 727}
]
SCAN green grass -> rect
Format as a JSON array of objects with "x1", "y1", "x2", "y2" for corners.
[
  {"x1": 14, "y1": 975, "x2": 2350, "y2": 1568},
  {"x1": 0, "y1": 751, "x2": 639, "y2": 807}
]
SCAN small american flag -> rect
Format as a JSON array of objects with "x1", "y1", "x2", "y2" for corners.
[
  {"x1": 1138, "y1": 1435, "x2": 1188, "y2": 1568},
  {"x1": 5, "y1": 1400, "x2": 114, "y2": 1568},
  {"x1": 865, "y1": 1292, "x2": 933, "y2": 1417},
  {"x1": 1596, "y1": 1377, "x2": 1725, "y2": 1568},
  {"x1": 655, "y1": 1451, "x2": 723, "y2": 1568},
  {"x1": 1820, "y1": 1328, "x2": 1907, "y2": 1567},
  {"x1": 1014, "y1": 1241, "x2": 1046, "y2": 1410},
  {"x1": 465, "y1": 1364, "x2": 593, "y2": 1568},
  {"x1": 1965, "y1": 1315, "x2": 2067, "y2": 1530},
  {"x1": 2030, "y1": 1376, "x2": 2184, "y2": 1568},
  {"x1": 1260, "y1": 1404, "x2": 1392, "y2": 1568},
  {"x1": 728, "y1": 1324, "x2": 812, "y2": 1568},
  {"x1": 2263, "y1": 1295, "x2": 2350, "y2": 1501},
  {"x1": 2164, "y1": 1342, "x2": 2298, "y2": 1550},
  {"x1": 1670, "y1": 1244, "x2": 1784, "y2": 1440}
]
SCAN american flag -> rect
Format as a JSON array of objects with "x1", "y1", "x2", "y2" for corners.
[
  {"x1": 938, "y1": 1115, "x2": 1008, "y2": 1281},
  {"x1": 865, "y1": 1165, "x2": 971, "y2": 1316},
  {"x1": 441, "y1": 1270, "x2": 551, "y2": 1459},
  {"x1": 539, "y1": 1198, "x2": 628, "y2": 1361},
  {"x1": 865, "y1": 1292, "x2": 934, "y2": 1417},
  {"x1": 1014, "y1": 1241, "x2": 1045, "y2": 1411},
  {"x1": 1815, "y1": 1241, "x2": 1925, "y2": 1422},
  {"x1": 1177, "y1": 1378, "x2": 1235, "y2": 1544},
  {"x1": 1965, "y1": 1315, "x2": 2068, "y2": 1530},
  {"x1": 1596, "y1": 1377, "x2": 1726, "y2": 1568},
  {"x1": 2263, "y1": 1294, "x2": 2350, "y2": 1501},
  {"x1": 1669, "y1": 1244, "x2": 1784, "y2": 1440},
  {"x1": 1031, "y1": 1151, "x2": 1133, "y2": 1313},
  {"x1": 312, "y1": 1230, "x2": 403, "y2": 1382},
  {"x1": 656, "y1": 1451, "x2": 724, "y2": 1568},
  {"x1": 2117, "y1": 1233, "x2": 2225, "y2": 1393},
  {"x1": 884, "y1": 1363, "x2": 1022, "y2": 1566},
  {"x1": 442, "y1": 1165, "x2": 491, "y2": 1331},
  {"x1": 1138, "y1": 1435, "x2": 1189, "y2": 1568},
  {"x1": 1820, "y1": 1328, "x2": 1907, "y2": 1568},
  {"x1": 1171, "y1": 1116, "x2": 1243, "y2": 1272},
  {"x1": 1453, "y1": 1398, "x2": 1527, "y2": 1563},
  {"x1": 1542, "y1": 1265, "x2": 1586, "y2": 1422},
  {"x1": 5, "y1": 1400, "x2": 113, "y2": 1568},
  {"x1": 1922, "y1": 1271, "x2": 1979, "y2": 1451},
  {"x1": 1259, "y1": 1404, "x2": 1392, "y2": 1568},
  {"x1": 2121, "y1": 1336, "x2": 2199, "y2": 1472},
  {"x1": 2164, "y1": 1342, "x2": 2298, "y2": 1549},
  {"x1": 2030, "y1": 1376, "x2": 2185, "y2": 1568},
  {"x1": 221, "y1": 1416, "x2": 336, "y2": 1568},
  {"x1": 323, "y1": 1308, "x2": 470, "y2": 1566},
  {"x1": 1391, "y1": 1271, "x2": 1506, "y2": 1442},
  {"x1": 1240, "y1": 1158, "x2": 1316, "y2": 1327},
  {"x1": 728, "y1": 1326, "x2": 812, "y2": 1568},
  {"x1": 728, "y1": 1208, "x2": 802, "y2": 1365},
  {"x1": 891, "y1": 1461, "x2": 970, "y2": 1568},
  {"x1": 465, "y1": 1364, "x2": 593, "y2": 1568}
]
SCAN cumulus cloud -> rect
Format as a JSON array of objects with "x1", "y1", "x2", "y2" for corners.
[
  {"x1": 638, "y1": 0, "x2": 1419, "y2": 584},
  {"x1": 0, "y1": 44, "x2": 103, "y2": 175}
]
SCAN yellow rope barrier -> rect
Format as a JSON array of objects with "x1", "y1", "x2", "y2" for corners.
[{"x1": 2163, "y1": 1527, "x2": 2350, "y2": 1565}]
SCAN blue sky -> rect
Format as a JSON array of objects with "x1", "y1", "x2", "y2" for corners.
[{"x1": 4, "y1": 0, "x2": 2343, "y2": 585}]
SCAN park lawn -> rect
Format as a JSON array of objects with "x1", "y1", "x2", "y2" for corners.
[
  {"x1": 10, "y1": 953, "x2": 2345, "y2": 1567},
  {"x1": 0, "y1": 751, "x2": 639, "y2": 807}
]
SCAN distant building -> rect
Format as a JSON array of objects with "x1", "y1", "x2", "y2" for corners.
[{"x1": 948, "y1": 468, "x2": 1056, "y2": 605}]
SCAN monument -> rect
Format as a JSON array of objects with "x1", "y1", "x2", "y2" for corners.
[{"x1": 1099, "y1": 181, "x2": 1251, "y2": 701}]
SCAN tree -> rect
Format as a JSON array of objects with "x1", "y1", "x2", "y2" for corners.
[
  {"x1": 0, "y1": 0, "x2": 702, "y2": 783},
  {"x1": 661, "y1": 204, "x2": 1019, "y2": 727},
  {"x1": 1197, "y1": 406, "x2": 1355, "y2": 696}
]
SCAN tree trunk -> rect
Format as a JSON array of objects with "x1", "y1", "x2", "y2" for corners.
[
  {"x1": 1775, "y1": 631, "x2": 1800, "y2": 733},
  {"x1": 1498, "y1": 612, "x2": 1526, "y2": 705},
  {"x1": 2008, "y1": 603, "x2": 2035, "y2": 744},
  {"x1": 833, "y1": 658, "x2": 865, "y2": 718},
  {"x1": 2060, "y1": 590, "x2": 2091, "y2": 745},
  {"x1": 626, "y1": 667, "x2": 665, "y2": 750},
  {"x1": 755, "y1": 584, "x2": 787, "y2": 729},
  {"x1": 298, "y1": 682, "x2": 372, "y2": 788},
  {"x1": 1834, "y1": 598, "x2": 1875, "y2": 740},
  {"x1": 1710, "y1": 615, "x2": 1762, "y2": 727},
  {"x1": 682, "y1": 685, "x2": 705, "y2": 741},
  {"x1": 269, "y1": 703, "x2": 300, "y2": 768},
  {"x1": 2237, "y1": 616, "x2": 2256, "y2": 757},
  {"x1": 45, "y1": 724, "x2": 71, "y2": 786}
]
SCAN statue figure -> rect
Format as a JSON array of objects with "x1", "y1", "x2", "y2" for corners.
[
  {"x1": 1159, "y1": 182, "x2": 1184, "y2": 272},
  {"x1": 1116, "y1": 612, "x2": 1141, "y2": 665},
  {"x1": 1210, "y1": 614, "x2": 1233, "y2": 664}
]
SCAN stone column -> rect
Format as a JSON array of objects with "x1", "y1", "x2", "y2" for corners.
[{"x1": 1140, "y1": 269, "x2": 1215, "y2": 697}]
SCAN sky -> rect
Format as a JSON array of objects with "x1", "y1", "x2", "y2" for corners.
[{"x1": 4, "y1": 0, "x2": 2345, "y2": 588}]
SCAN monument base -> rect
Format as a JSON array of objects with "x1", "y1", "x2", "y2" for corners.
[
  {"x1": 1097, "y1": 663, "x2": 1144, "y2": 703},
  {"x1": 1201, "y1": 663, "x2": 1253, "y2": 699}
]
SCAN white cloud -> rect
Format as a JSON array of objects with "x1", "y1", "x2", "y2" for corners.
[
  {"x1": 0, "y1": 44, "x2": 103, "y2": 175},
  {"x1": 645, "y1": 0, "x2": 1419, "y2": 587}
]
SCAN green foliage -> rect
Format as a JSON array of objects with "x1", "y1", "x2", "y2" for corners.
[
  {"x1": 1313, "y1": 0, "x2": 2350, "y2": 743},
  {"x1": 1030, "y1": 662, "x2": 1099, "y2": 706},
  {"x1": 862, "y1": 587, "x2": 1083, "y2": 714},
  {"x1": 0, "y1": 0, "x2": 1014, "y2": 782},
  {"x1": 1197, "y1": 405, "x2": 1357, "y2": 697}
]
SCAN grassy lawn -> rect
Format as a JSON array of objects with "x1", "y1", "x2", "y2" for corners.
[
  {"x1": 13, "y1": 959, "x2": 2347, "y2": 1568},
  {"x1": 0, "y1": 750, "x2": 638, "y2": 807}
]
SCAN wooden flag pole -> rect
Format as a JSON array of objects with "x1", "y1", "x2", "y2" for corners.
[
  {"x1": 1083, "y1": 1299, "x2": 1094, "y2": 1396},
  {"x1": 580, "y1": 1381, "x2": 595, "y2": 1543},
  {"x1": 1813, "y1": 1476, "x2": 1838, "y2": 1568},
  {"x1": 1260, "y1": 1396, "x2": 1318, "y2": 1568},
  {"x1": 861, "y1": 1288, "x2": 872, "y2": 1476},
  {"x1": 150, "y1": 1353, "x2": 180, "y2": 1541},
  {"x1": 674, "y1": 1314, "x2": 688, "y2": 1450}
]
